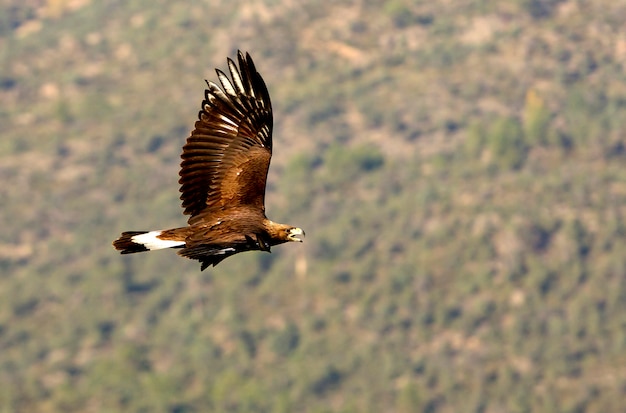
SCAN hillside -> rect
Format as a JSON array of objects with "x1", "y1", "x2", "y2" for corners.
[{"x1": 2, "y1": 0, "x2": 626, "y2": 412}]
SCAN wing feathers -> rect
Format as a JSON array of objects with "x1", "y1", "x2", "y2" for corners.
[
  {"x1": 216, "y1": 69, "x2": 237, "y2": 97},
  {"x1": 179, "y1": 51, "x2": 273, "y2": 219},
  {"x1": 227, "y1": 58, "x2": 245, "y2": 94},
  {"x1": 238, "y1": 52, "x2": 257, "y2": 99}
]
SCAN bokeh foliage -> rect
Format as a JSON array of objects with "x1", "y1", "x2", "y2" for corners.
[{"x1": 2, "y1": 0, "x2": 626, "y2": 412}]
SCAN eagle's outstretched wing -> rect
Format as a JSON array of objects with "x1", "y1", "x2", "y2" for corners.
[{"x1": 179, "y1": 51, "x2": 273, "y2": 224}]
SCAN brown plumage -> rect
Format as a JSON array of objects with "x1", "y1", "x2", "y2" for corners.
[{"x1": 113, "y1": 51, "x2": 304, "y2": 270}]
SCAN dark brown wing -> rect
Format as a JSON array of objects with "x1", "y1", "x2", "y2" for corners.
[{"x1": 179, "y1": 51, "x2": 273, "y2": 224}]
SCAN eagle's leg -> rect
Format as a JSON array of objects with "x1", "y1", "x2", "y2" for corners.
[
  {"x1": 256, "y1": 234, "x2": 271, "y2": 252},
  {"x1": 245, "y1": 234, "x2": 271, "y2": 252}
]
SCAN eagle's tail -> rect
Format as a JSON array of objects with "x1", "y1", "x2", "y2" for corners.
[{"x1": 113, "y1": 230, "x2": 186, "y2": 254}]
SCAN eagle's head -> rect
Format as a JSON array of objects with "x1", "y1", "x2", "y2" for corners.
[
  {"x1": 285, "y1": 227, "x2": 305, "y2": 242},
  {"x1": 267, "y1": 221, "x2": 305, "y2": 244}
]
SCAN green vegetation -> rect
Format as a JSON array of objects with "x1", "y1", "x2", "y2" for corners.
[{"x1": 2, "y1": 0, "x2": 626, "y2": 412}]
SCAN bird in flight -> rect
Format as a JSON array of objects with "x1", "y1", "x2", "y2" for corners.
[{"x1": 113, "y1": 51, "x2": 304, "y2": 270}]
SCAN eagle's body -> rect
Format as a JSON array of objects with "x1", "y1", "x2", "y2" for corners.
[{"x1": 113, "y1": 51, "x2": 303, "y2": 270}]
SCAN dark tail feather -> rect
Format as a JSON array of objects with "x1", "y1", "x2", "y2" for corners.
[
  {"x1": 113, "y1": 230, "x2": 187, "y2": 254},
  {"x1": 113, "y1": 231, "x2": 150, "y2": 254}
]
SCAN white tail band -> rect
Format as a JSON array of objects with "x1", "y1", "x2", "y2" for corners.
[{"x1": 131, "y1": 231, "x2": 185, "y2": 250}]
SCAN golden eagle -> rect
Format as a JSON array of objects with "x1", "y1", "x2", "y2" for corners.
[{"x1": 113, "y1": 51, "x2": 304, "y2": 270}]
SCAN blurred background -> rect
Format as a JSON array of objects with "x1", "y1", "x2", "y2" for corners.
[{"x1": 2, "y1": 0, "x2": 626, "y2": 412}]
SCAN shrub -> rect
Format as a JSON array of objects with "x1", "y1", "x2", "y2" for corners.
[{"x1": 486, "y1": 116, "x2": 527, "y2": 170}]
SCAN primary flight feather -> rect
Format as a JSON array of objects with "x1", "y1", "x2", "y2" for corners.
[{"x1": 113, "y1": 51, "x2": 304, "y2": 270}]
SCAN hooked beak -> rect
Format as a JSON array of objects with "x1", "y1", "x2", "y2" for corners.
[{"x1": 288, "y1": 227, "x2": 305, "y2": 242}]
